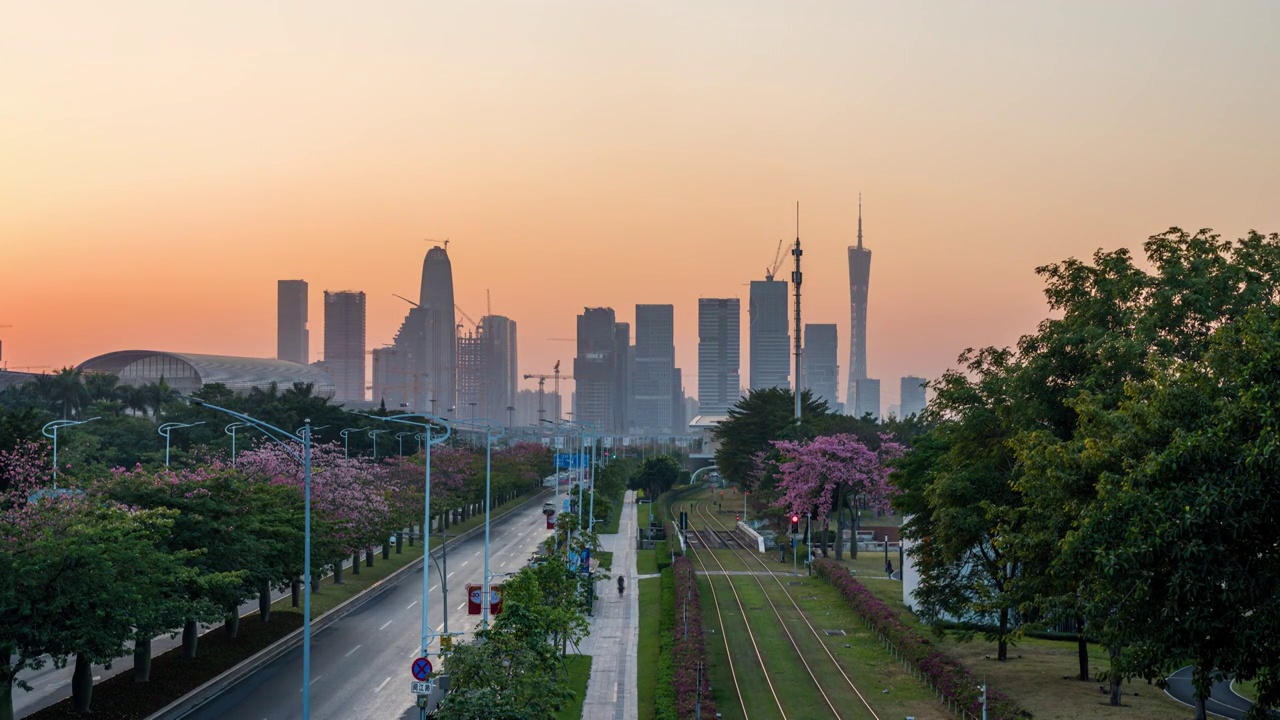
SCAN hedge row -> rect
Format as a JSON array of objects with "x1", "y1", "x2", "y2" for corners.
[
  {"x1": 670, "y1": 557, "x2": 716, "y2": 720},
  {"x1": 812, "y1": 559, "x2": 1026, "y2": 720}
]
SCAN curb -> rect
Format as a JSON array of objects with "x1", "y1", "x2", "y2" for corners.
[{"x1": 144, "y1": 489, "x2": 551, "y2": 720}]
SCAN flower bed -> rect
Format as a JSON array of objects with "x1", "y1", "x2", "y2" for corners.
[
  {"x1": 670, "y1": 557, "x2": 716, "y2": 720},
  {"x1": 812, "y1": 559, "x2": 1026, "y2": 720}
]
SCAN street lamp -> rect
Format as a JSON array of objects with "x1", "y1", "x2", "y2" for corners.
[
  {"x1": 183, "y1": 398, "x2": 316, "y2": 720},
  {"x1": 452, "y1": 417, "x2": 505, "y2": 629},
  {"x1": 561, "y1": 418, "x2": 598, "y2": 531},
  {"x1": 352, "y1": 411, "x2": 451, "y2": 678},
  {"x1": 224, "y1": 421, "x2": 252, "y2": 465},
  {"x1": 41, "y1": 417, "x2": 100, "y2": 483},
  {"x1": 368, "y1": 428, "x2": 389, "y2": 460},
  {"x1": 339, "y1": 427, "x2": 362, "y2": 458},
  {"x1": 158, "y1": 421, "x2": 205, "y2": 467},
  {"x1": 298, "y1": 424, "x2": 329, "y2": 438},
  {"x1": 396, "y1": 431, "x2": 415, "y2": 456},
  {"x1": 539, "y1": 418, "x2": 564, "y2": 510}
]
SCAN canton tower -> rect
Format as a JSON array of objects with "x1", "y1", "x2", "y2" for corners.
[{"x1": 846, "y1": 196, "x2": 871, "y2": 403}]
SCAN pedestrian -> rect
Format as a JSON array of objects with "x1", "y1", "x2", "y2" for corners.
[{"x1": 885, "y1": 559, "x2": 894, "y2": 578}]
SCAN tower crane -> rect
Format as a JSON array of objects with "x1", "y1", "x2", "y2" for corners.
[
  {"x1": 522, "y1": 360, "x2": 573, "y2": 424},
  {"x1": 764, "y1": 238, "x2": 786, "y2": 281}
]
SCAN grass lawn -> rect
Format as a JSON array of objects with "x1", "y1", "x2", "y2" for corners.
[
  {"x1": 637, "y1": 578, "x2": 661, "y2": 720},
  {"x1": 636, "y1": 548, "x2": 658, "y2": 575},
  {"x1": 596, "y1": 550, "x2": 613, "y2": 572},
  {"x1": 1234, "y1": 679, "x2": 1258, "y2": 702},
  {"x1": 555, "y1": 654, "x2": 592, "y2": 720}
]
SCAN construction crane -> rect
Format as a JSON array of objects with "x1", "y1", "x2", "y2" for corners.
[
  {"x1": 764, "y1": 238, "x2": 786, "y2": 281},
  {"x1": 523, "y1": 360, "x2": 573, "y2": 424},
  {"x1": 393, "y1": 293, "x2": 480, "y2": 332}
]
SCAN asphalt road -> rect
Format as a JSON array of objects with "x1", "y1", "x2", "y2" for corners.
[
  {"x1": 186, "y1": 498, "x2": 554, "y2": 720},
  {"x1": 1165, "y1": 666, "x2": 1268, "y2": 720}
]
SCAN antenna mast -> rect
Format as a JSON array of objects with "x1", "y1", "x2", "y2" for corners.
[{"x1": 792, "y1": 202, "x2": 803, "y2": 423}]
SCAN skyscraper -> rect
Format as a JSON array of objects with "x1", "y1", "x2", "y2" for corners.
[
  {"x1": 900, "y1": 376, "x2": 927, "y2": 418},
  {"x1": 277, "y1": 280, "x2": 309, "y2": 364},
  {"x1": 671, "y1": 367, "x2": 686, "y2": 433},
  {"x1": 456, "y1": 329, "x2": 483, "y2": 415},
  {"x1": 574, "y1": 307, "x2": 619, "y2": 430},
  {"x1": 614, "y1": 322, "x2": 631, "y2": 434},
  {"x1": 323, "y1": 290, "x2": 366, "y2": 402},
  {"x1": 378, "y1": 245, "x2": 457, "y2": 413},
  {"x1": 847, "y1": 196, "x2": 872, "y2": 407},
  {"x1": 803, "y1": 323, "x2": 839, "y2": 411},
  {"x1": 852, "y1": 378, "x2": 881, "y2": 420},
  {"x1": 749, "y1": 279, "x2": 790, "y2": 390},
  {"x1": 698, "y1": 298, "x2": 740, "y2": 416},
  {"x1": 479, "y1": 315, "x2": 518, "y2": 425},
  {"x1": 633, "y1": 304, "x2": 675, "y2": 434}
]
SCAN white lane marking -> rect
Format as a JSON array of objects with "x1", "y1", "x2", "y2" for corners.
[
  {"x1": 447, "y1": 571, "x2": 455, "y2": 579},
  {"x1": 406, "y1": 601, "x2": 418, "y2": 609},
  {"x1": 379, "y1": 620, "x2": 393, "y2": 630},
  {"x1": 436, "y1": 623, "x2": 444, "y2": 632},
  {"x1": 461, "y1": 560, "x2": 469, "y2": 567},
  {"x1": 375, "y1": 676, "x2": 391, "y2": 692},
  {"x1": 92, "y1": 676, "x2": 100, "y2": 681},
  {"x1": 457, "y1": 601, "x2": 466, "y2": 611},
  {"x1": 345, "y1": 644, "x2": 362, "y2": 657},
  {"x1": 310, "y1": 675, "x2": 321, "y2": 685}
]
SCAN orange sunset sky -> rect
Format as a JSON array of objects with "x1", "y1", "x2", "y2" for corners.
[{"x1": 2, "y1": 1, "x2": 1278, "y2": 411}]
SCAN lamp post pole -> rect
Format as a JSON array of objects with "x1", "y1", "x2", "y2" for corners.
[
  {"x1": 41, "y1": 417, "x2": 100, "y2": 484},
  {"x1": 224, "y1": 422, "x2": 251, "y2": 465},
  {"x1": 158, "y1": 421, "x2": 205, "y2": 467},
  {"x1": 183, "y1": 398, "x2": 314, "y2": 719},
  {"x1": 353, "y1": 412, "x2": 451, "y2": 668},
  {"x1": 396, "y1": 431, "x2": 414, "y2": 456},
  {"x1": 369, "y1": 428, "x2": 389, "y2": 460},
  {"x1": 452, "y1": 417, "x2": 505, "y2": 630},
  {"x1": 340, "y1": 428, "x2": 361, "y2": 458}
]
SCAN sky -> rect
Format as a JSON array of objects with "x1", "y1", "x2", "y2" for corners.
[{"x1": 2, "y1": 1, "x2": 1278, "y2": 410}]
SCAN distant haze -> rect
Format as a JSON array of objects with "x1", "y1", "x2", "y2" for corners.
[{"x1": 2, "y1": 1, "x2": 1277, "y2": 410}]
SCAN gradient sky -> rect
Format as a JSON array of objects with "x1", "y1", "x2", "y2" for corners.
[{"x1": 3, "y1": 1, "x2": 1278, "y2": 410}]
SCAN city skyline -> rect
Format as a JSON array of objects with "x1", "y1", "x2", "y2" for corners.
[{"x1": 3, "y1": 2, "x2": 1277, "y2": 413}]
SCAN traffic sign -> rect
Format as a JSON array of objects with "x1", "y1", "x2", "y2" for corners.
[
  {"x1": 411, "y1": 657, "x2": 432, "y2": 681},
  {"x1": 411, "y1": 680, "x2": 432, "y2": 695}
]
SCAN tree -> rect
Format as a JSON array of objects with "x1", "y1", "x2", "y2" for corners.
[
  {"x1": 893, "y1": 347, "x2": 1025, "y2": 661},
  {"x1": 628, "y1": 456, "x2": 679, "y2": 500},
  {"x1": 772, "y1": 433, "x2": 903, "y2": 559},
  {"x1": 712, "y1": 388, "x2": 827, "y2": 486},
  {"x1": 48, "y1": 367, "x2": 90, "y2": 420}
]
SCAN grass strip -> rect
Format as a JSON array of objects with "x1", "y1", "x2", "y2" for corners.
[
  {"x1": 637, "y1": 578, "x2": 661, "y2": 720},
  {"x1": 555, "y1": 654, "x2": 592, "y2": 720}
]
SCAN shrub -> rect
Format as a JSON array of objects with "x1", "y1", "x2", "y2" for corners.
[
  {"x1": 670, "y1": 557, "x2": 716, "y2": 720},
  {"x1": 812, "y1": 559, "x2": 1026, "y2": 720}
]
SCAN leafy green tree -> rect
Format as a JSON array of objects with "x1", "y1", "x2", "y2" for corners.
[
  {"x1": 712, "y1": 388, "x2": 827, "y2": 486},
  {"x1": 894, "y1": 347, "x2": 1025, "y2": 661},
  {"x1": 628, "y1": 456, "x2": 680, "y2": 500}
]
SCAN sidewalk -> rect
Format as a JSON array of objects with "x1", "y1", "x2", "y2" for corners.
[{"x1": 579, "y1": 490, "x2": 640, "y2": 720}]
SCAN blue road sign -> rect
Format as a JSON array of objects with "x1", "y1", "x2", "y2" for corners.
[{"x1": 411, "y1": 657, "x2": 432, "y2": 680}]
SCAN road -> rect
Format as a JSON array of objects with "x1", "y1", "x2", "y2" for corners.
[
  {"x1": 1165, "y1": 666, "x2": 1270, "y2": 720},
  {"x1": 185, "y1": 497, "x2": 554, "y2": 720}
]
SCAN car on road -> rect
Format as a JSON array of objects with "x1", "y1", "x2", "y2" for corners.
[{"x1": 542, "y1": 501, "x2": 556, "y2": 515}]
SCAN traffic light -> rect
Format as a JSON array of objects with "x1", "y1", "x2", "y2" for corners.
[
  {"x1": 790, "y1": 515, "x2": 799, "y2": 534},
  {"x1": 440, "y1": 635, "x2": 453, "y2": 654}
]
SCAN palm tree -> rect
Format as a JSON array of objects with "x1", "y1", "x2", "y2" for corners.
[
  {"x1": 83, "y1": 371, "x2": 120, "y2": 403},
  {"x1": 49, "y1": 367, "x2": 90, "y2": 419},
  {"x1": 120, "y1": 384, "x2": 149, "y2": 417}
]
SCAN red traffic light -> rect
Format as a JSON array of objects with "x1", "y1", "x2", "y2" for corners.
[{"x1": 791, "y1": 515, "x2": 799, "y2": 523}]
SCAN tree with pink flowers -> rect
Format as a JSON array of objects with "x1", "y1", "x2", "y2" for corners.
[{"x1": 771, "y1": 433, "x2": 904, "y2": 559}]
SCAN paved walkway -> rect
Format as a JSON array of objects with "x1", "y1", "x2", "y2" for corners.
[
  {"x1": 1164, "y1": 666, "x2": 1272, "y2": 719},
  {"x1": 579, "y1": 490, "x2": 640, "y2": 720}
]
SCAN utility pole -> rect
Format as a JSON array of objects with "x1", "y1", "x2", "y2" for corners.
[{"x1": 792, "y1": 202, "x2": 803, "y2": 424}]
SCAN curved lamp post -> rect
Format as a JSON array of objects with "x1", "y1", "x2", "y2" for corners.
[
  {"x1": 395, "y1": 431, "x2": 415, "y2": 456},
  {"x1": 224, "y1": 421, "x2": 252, "y2": 465},
  {"x1": 41, "y1": 417, "x2": 100, "y2": 484},
  {"x1": 368, "y1": 428, "x2": 390, "y2": 460},
  {"x1": 452, "y1": 417, "x2": 506, "y2": 629},
  {"x1": 561, "y1": 418, "x2": 598, "y2": 531},
  {"x1": 184, "y1": 398, "x2": 316, "y2": 720},
  {"x1": 298, "y1": 424, "x2": 329, "y2": 438},
  {"x1": 339, "y1": 427, "x2": 362, "y2": 458},
  {"x1": 353, "y1": 411, "x2": 451, "y2": 662},
  {"x1": 158, "y1": 421, "x2": 205, "y2": 467}
]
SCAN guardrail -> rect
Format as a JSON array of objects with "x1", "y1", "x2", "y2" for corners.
[
  {"x1": 736, "y1": 521, "x2": 766, "y2": 553},
  {"x1": 144, "y1": 489, "x2": 551, "y2": 720}
]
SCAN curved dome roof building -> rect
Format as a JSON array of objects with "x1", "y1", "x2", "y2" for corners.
[{"x1": 77, "y1": 351, "x2": 336, "y2": 398}]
